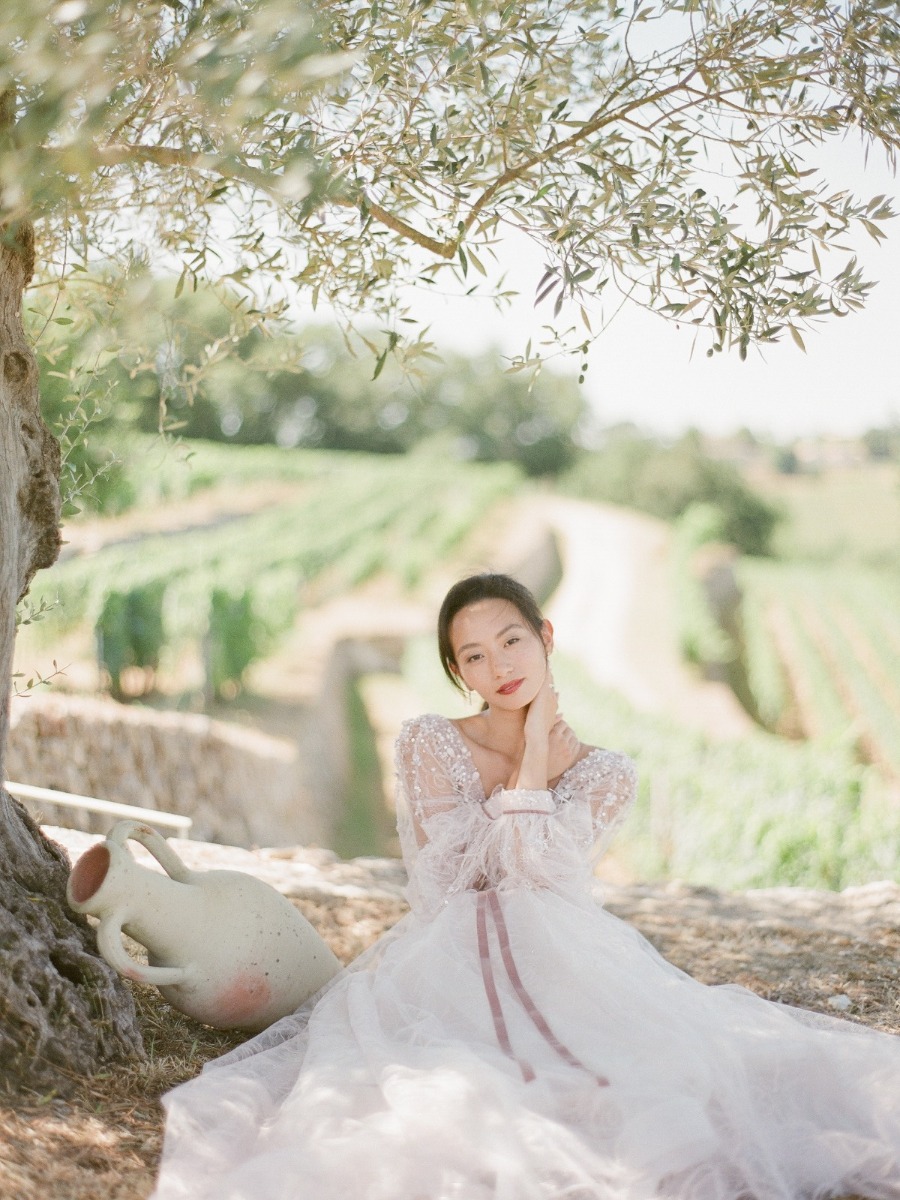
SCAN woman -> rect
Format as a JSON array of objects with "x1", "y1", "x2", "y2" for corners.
[{"x1": 153, "y1": 573, "x2": 900, "y2": 1200}]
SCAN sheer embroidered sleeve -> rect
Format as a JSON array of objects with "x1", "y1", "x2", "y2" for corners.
[
  {"x1": 561, "y1": 750, "x2": 638, "y2": 866},
  {"x1": 394, "y1": 715, "x2": 611, "y2": 916},
  {"x1": 395, "y1": 714, "x2": 484, "y2": 914}
]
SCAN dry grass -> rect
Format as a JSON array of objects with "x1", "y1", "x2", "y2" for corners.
[
  {"x1": 0, "y1": 895, "x2": 405, "y2": 1200},
  {"x1": 1, "y1": 892, "x2": 896, "y2": 1200},
  {"x1": 607, "y1": 900, "x2": 900, "y2": 1036},
  {"x1": 0, "y1": 982, "x2": 242, "y2": 1200}
]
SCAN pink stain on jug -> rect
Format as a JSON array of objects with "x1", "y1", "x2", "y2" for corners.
[{"x1": 212, "y1": 973, "x2": 272, "y2": 1027}]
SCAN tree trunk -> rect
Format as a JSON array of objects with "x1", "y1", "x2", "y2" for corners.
[{"x1": 0, "y1": 216, "x2": 144, "y2": 1093}]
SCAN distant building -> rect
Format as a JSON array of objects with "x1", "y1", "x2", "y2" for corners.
[
  {"x1": 702, "y1": 432, "x2": 868, "y2": 471},
  {"x1": 792, "y1": 436, "x2": 866, "y2": 469}
]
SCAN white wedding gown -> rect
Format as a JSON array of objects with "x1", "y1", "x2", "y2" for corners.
[{"x1": 152, "y1": 713, "x2": 900, "y2": 1200}]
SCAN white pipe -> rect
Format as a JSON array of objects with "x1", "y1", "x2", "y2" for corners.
[{"x1": 4, "y1": 780, "x2": 192, "y2": 837}]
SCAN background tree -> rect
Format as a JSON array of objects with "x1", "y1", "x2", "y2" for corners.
[
  {"x1": 562, "y1": 426, "x2": 782, "y2": 554},
  {"x1": 862, "y1": 422, "x2": 900, "y2": 460},
  {"x1": 2, "y1": 0, "x2": 899, "y2": 1090},
  {"x1": 33, "y1": 281, "x2": 590, "y2": 473}
]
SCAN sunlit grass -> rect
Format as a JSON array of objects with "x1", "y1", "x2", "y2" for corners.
[{"x1": 553, "y1": 653, "x2": 900, "y2": 891}]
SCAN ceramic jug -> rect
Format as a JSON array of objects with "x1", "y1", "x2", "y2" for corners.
[{"x1": 67, "y1": 819, "x2": 342, "y2": 1032}]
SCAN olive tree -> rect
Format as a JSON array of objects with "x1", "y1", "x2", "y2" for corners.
[
  {"x1": 0, "y1": 0, "x2": 334, "y2": 1092},
  {"x1": 1, "y1": 0, "x2": 898, "y2": 1089}
]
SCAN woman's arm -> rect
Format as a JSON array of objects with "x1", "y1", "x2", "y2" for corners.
[
  {"x1": 583, "y1": 753, "x2": 638, "y2": 862},
  {"x1": 397, "y1": 714, "x2": 582, "y2": 901},
  {"x1": 507, "y1": 667, "x2": 556, "y2": 790},
  {"x1": 507, "y1": 668, "x2": 581, "y2": 790}
]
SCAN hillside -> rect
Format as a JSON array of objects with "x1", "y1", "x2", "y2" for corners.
[{"x1": 12, "y1": 442, "x2": 900, "y2": 890}]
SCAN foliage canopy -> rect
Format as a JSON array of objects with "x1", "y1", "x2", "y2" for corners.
[{"x1": 2, "y1": 0, "x2": 899, "y2": 370}]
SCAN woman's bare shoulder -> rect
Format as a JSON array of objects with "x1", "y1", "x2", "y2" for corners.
[{"x1": 448, "y1": 713, "x2": 493, "y2": 749}]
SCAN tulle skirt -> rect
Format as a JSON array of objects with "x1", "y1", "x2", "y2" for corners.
[{"x1": 152, "y1": 887, "x2": 900, "y2": 1199}]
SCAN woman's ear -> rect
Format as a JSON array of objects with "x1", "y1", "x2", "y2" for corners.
[{"x1": 542, "y1": 619, "x2": 554, "y2": 654}]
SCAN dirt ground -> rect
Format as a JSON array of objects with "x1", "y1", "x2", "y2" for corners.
[{"x1": 2, "y1": 852, "x2": 898, "y2": 1200}]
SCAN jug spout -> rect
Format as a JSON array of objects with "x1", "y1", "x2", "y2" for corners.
[
  {"x1": 69, "y1": 842, "x2": 112, "y2": 908},
  {"x1": 67, "y1": 830, "x2": 194, "y2": 988},
  {"x1": 68, "y1": 834, "x2": 190, "y2": 925}
]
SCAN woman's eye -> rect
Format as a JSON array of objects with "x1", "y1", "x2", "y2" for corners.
[{"x1": 506, "y1": 637, "x2": 520, "y2": 646}]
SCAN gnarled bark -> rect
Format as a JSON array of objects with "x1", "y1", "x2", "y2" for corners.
[
  {"x1": 0, "y1": 790, "x2": 145, "y2": 1092},
  {"x1": 0, "y1": 216, "x2": 144, "y2": 1093}
]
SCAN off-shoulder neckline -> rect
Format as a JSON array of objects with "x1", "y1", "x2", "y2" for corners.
[{"x1": 425, "y1": 712, "x2": 608, "y2": 801}]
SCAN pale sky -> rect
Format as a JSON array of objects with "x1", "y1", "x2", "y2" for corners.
[{"x1": 395, "y1": 139, "x2": 899, "y2": 441}]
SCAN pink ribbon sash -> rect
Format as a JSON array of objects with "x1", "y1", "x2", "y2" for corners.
[{"x1": 475, "y1": 889, "x2": 609, "y2": 1088}]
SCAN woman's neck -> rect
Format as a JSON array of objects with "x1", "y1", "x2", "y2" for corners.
[{"x1": 479, "y1": 704, "x2": 526, "y2": 755}]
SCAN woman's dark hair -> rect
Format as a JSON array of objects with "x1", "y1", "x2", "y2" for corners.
[{"x1": 437, "y1": 573, "x2": 545, "y2": 694}]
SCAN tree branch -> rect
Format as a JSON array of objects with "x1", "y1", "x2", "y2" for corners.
[
  {"x1": 459, "y1": 68, "x2": 700, "y2": 238},
  {"x1": 329, "y1": 193, "x2": 456, "y2": 258},
  {"x1": 94, "y1": 143, "x2": 275, "y2": 193},
  {"x1": 76, "y1": 45, "x2": 862, "y2": 273},
  {"x1": 325, "y1": 68, "x2": 709, "y2": 262}
]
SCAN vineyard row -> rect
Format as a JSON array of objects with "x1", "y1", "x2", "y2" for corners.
[
  {"x1": 32, "y1": 453, "x2": 520, "y2": 698},
  {"x1": 738, "y1": 560, "x2": 900, "y2": 778}
]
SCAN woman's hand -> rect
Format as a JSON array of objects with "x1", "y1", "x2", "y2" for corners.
[
  {"x1": 523, "y1": 665, "x2": 558, "y2": 745},
  {"x1": 511, "y1": 666, "x2": 575, "y2": 791},
  {"x1": 547, "y1": 716, "x2": 581, "y2": 783},
  {"x1": 508, "y1": 667, "x2": 556, "y2": 790}
]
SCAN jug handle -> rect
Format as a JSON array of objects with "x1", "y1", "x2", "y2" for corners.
[
  {"x1": 97, "y1": 914, "x2": 189, "y2": 987},
  {"x1": 108, "y1": 819, "x2": 193, "y2": 883}
]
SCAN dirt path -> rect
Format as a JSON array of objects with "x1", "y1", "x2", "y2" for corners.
[{"x1": 531, "y1": 496, "x2": 755, "y2": 739}]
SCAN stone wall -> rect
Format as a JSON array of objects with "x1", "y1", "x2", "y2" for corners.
[{"x1": 7, "y1": 693, "x2": 330, "y2": 848}]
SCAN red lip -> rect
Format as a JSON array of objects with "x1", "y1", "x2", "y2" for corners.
[{"x1": 497, "y1": 678, "x2": 524, "y2": 696}]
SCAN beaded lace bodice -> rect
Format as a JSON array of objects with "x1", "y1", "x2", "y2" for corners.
[{"x1": 395, "y1": 713, "x2": 637, "y2": 916}]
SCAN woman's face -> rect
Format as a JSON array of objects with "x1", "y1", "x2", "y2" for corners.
[{"x1": 449, "y1": 599, "x2": 552, "y2": 710}]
